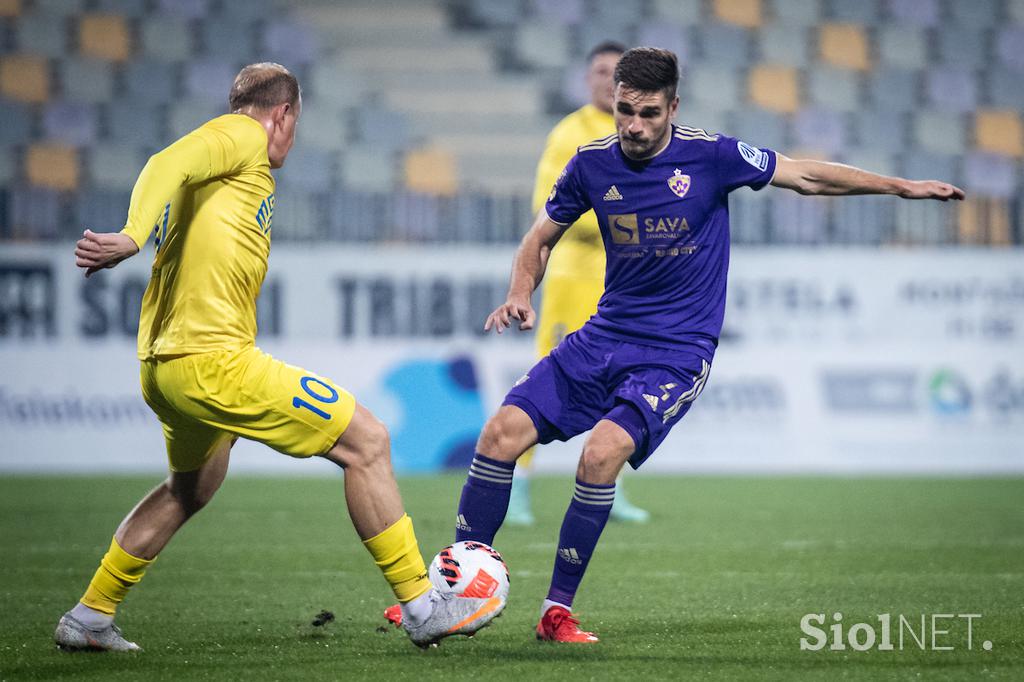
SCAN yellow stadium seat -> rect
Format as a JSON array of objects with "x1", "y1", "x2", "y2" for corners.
[
  {"x1": 713, "y1": 0, "x2": 762, "y2": 28},
  {"x1": 27, "y1": 144, "x2": 79, "y2": 191},
  {"x1": 819, "y1": 23, "x2": 870, "y2": 71},
  {"x1": 975, "y1": 109, "x2": 1024, "y2": 157},
  {"x1": 0, "y1": 0, "x2": 22, "y2": 17},
  {"x1": 749, "y1": 64, "x2": 800, "y2": 113},
  {"x1": 958, "y1": 197, "x2": 1011, "y2": 245},
  {"x1": 403, "y1": 146, "x2": 458, "y2": 196},
  {"x1": 0, "y1": 54, "x2": 50, "y2": 103},
  {"x1": 79, "y1": 14, "x2": 131, "y2": 62}
]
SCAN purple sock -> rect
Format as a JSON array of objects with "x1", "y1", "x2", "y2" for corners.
[
  {"x1": 546, "y1": 479, "x2": 615, "y2": 608},
  {"x1": 454, "y1": 453, "x2": 515, "y2": 544}
]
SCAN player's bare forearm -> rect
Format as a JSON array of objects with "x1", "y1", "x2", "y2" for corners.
[
  {"x1": 74, "y1": 230, "x2": 140, "y2": 278},
  {"x1": 771, "y1": 154, "x2": 965, "y2": 201}
]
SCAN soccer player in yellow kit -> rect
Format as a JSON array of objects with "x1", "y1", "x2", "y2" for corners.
[
  {"x1": 507, "y1": 42, "x2": 650, "y2": 525},
  {"x1": 55, "y1": 63, "x2": 503, "y2": 652}
]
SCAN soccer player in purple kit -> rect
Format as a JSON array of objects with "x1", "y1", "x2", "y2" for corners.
[{"x1": 392, "y1": 46, "x2": 965, "y2": 642}]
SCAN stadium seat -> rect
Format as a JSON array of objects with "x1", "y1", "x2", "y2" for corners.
[
  {"x1": 748, "y1": 64, "x2": 800, "y2": 113},
  {"x1": 807, "y1": 66, "x2": 862, "y2": 111},
  {"x1": 843, "y1": 149, "x2": 896, "y2": 178},
  {"x1": 677, "y1": 105, "x2": 731, "y2": 137},
  {"x1": 467, "y1": 0, "x2": 525, "y2": 27},
  {"x1": 157, "y1": 0, "x2": 209, "y2": 19},
  {"x1": 35, "y1": 0, "x2": 84, "y2": 15},
  {"x1": 925, "y1": 67, "x2": 978, "y2": 114},
  {"x1": 123, "y1": 59, "x2": 179, "y2": 105},
  {"x1": 996, "y1": 27, "x2": 1024, "y2": 73},
  {"x1": 732, "y1": 107, "x2": 787, "y2": 151},
  {"x1": 947, "y1": 0, "x2": 998, "y2": 31},
  {"x1": 403, "y1": 146, "x2": 459, "y2": 196},
  {"x1": 0, "y1": 99, "x2": 33, "y2": 145},
  {"x1": 168, "y1": 99, "x2": 224, "y2": 138},
  {"x1": 590, "y1": 0, "x2": 645, "y2": 25},
  {"x1": 15, "y1": 12, "x2": 68, "y2": 58},
  {"x1": 1011, "y1": 0, "x2": 1024, "y2": 23},
  {"x1": 935, "y1": 27, "x2": 987, "y2": 70},
  {"x1": 986, "y1": 67, "x2": 1024, "y2": 111},
  {"x1": 26, "y1": 143, "x2": 79, "y2": 191},
  {"x1": 757, "y1": 24, "x2": 809, "y2": 67},
  {"x1": 514, "y1": 22, "x2": 570, "y2": 69},
  {"x1": 956, "y1": 196, "x2": 1012, "y2": 245},
  {"x1": 0, "y1": 0, "x2": 21, "y2": 17},
  {"x1": 89, "y1": 145, "x2": 145, "y2": 190},
  {"x1": 650, "y1": 0, "x2": 702, "y2": 24},
  {"x1": 140, "y1": 14, "x2": 193, "y2": 62},
  {"x1": 832, "y1": 194, "x2": 888, "y2": 244},
  {"x1": 901, "y1": 151, "x2": 959, "y2": 188},
  {"x1": 60, "y1": 58, "x2": 115, "y2": 104},
  {"x1": 93, "y1": 0, "x2": 148, "y2": 17},
  {"x1": 0, "y1": 54, "x2": 50, "y2": 104},
  {"x1": 79, "y1": 14, "x2": 131, "y2": 62},
  {"x1": 106, "y1": 101, "x2": 167, "y2": 148},
  {"x1": 975, "y1": 110, "x2": 1024, "y2": 158},
  {"x1": 72, "y1": 189, "x2": 133, "y2": 235},
  {"x1": 353, "y1": 106, "x2": 410, "y2": 152},
  {"x1": 276, "y1": 146, "x2": 334, "y2": 193},
  {"x1": 913, "y1": 111, "x2": 966, "y2": 155},
  {"x1": 308, "y1": 61, "x2": 368, "y2": 109},
  {"x1": 578, "y1": 22, "x2": 633, "y2": 56},
  {"x1": 0, "y1": 145, "x2": 16, "y2": 186},
  {"x1": 792, "y1": 107, "x2": 847, "y2": 155},
  {"x1": 867, "y1": 68, "x2": 919, "y2": 113},
  {"x1": 852, "y1": 109, "x2": 907, "y2": 151},
  {"x1": 824, "y1": 0, "x2": 878, "y2": 22},
  {"x1": 9, "y1": 185, "x2": 63, "y2": 239},
  {"x1": 530, "y1": 0, "x2": 583, "y2": 25},
  {"x1": 963, "y1": 152, "x2": 1018, "y2": 200},
  {"x1": 42, "y1": 101, "x2": 99, "y2": 147},
  {"x1": 184, "y1": 59, "x2": 236, "y2": 103},
  {"x1": 338, "y1": 146, "x2": 396, "y2": 192},
  {"x1": 635, "y1": 23, "x2": 691, "y2": 65},
  {"x1": 295, "y1": 104, "x2": 347, "y2": 152},
  {"x1": 877, "y1": 26, "x2": 927, "y2": 70},
  {"x1": 770, "y1": 193, "x2": 828, "y2": 243},
  {"x1": 217, "y1": 0, "x2": 272, "y2": 23},
  {"x1": 885, "y1": 0, "x2": 938, "y2": 26},
  {"x1": 713, "y1": 0, "x2": 762, "y2": 28},
  {"x1": 699, "y1": 22, "x2": 752, "y2": 67},
  {"x1": 200, "y1": 18, "x2": 257, "y2": 62},
  {"x1": 770, "y1": 0, "x2": 822, "y2": 26},
  {"x1": 819, "y1": 23, "x2": 870, "y2": 71},
  {"x1": 264, "y1": 21, "x2": 318, "y2": 66},
  {"x1": 686, "y1": 65, "x2": 741, "y2": 111}
]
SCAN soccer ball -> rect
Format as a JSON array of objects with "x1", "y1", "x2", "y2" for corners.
[{"x1": 428, "y1": 541, "x2": 510, "y2": 600}]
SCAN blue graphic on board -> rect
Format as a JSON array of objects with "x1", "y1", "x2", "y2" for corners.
[{"x1": 382, "y1": 355, "x2": 485, "y2": 472}]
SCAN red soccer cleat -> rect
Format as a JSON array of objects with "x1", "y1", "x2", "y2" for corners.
[
  {"x1": 384, "y1": 603, "x2": 403, "y2": 628},
  {"x1": 536, "y1": 605, "x2": 599, "y2": 643}
]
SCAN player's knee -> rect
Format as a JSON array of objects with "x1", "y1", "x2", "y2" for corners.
[
  {"x1": 327, "y1": 409, "x2": 391, "y2": 471},
  {"x1": 577, "y1": 445, "x2": 619, "y2": 485},
  {"x1": 476, "y1": 414, "x2": 521, "y2": 462},
  {"x1": 166, "y1": 478, "x2": 214, "y2": 517}
]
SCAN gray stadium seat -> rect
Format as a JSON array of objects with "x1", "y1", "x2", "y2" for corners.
[
  {"x1": 699, "y1": 22, "x2": 752, "y2": 68},
  {"x1": 885, "y1": 0, "x2": 938, "y2": 26},
  {"x1": 16, "y1": 12, "x2": 68, "y2": 58},
  {"x1": 677, "y1": 106, "x2": 731, "y2": 138},
  {"x1": 354, "y1": 106, "x2": 411, "y2": 152},
  {"x1": 757, "y1": 23, "x2": 809, "y2": 67},
  {"x1": 10, "y1": 186, "x2": 62, "y2": 240},
  {"x1": 184, "y1": 59, "x2": 236, "y2": 103},
  {"x1": 769, "y1": 193, "x2": 828, "y2": 244},
  {"x1": 1012, "y1": 0, "x2": 1024, "y2": 23},
  {"x1": 73, "y1": 190, "x2": 133, "y2": 235},
  {"x1": 105, "y1": 102, "x2": 167, "y2": 149},
  {"x1": 935, "y1": 27, "x2": 988, "y2": 69},
  {"x1": 901, "y1": 151, "x2": 959, "y2": 187},
  {"x1": 513, "y1": 22, "x2": 571, "y2": 69},
  {"x1": 578, "y1": 22, "x2": 633, "y2": 57},
  {"x1": 157, "y1": 0, "x2": 209, "y2": 19},
  {"x1": 732, "y1": 108, "x2": 788, "y2": 151},
  {"x1": 635, "y1": 23, "x2": 691, "y2": 65},
  {"x1": 0, "y1": 99, "x2": 33, "y2": 145},
  {"x1": 948, "y1": 0, "x2": 999, "y2": 31},
  {"x1": 963, "y1": 152, "x2": 1018, "y2": 200},
  {"x1": 263, "y1": 21, "x2": 319, "y2": 66},
  {"x1": 276, "y1": 146, "x2": 334, "y2": 194},
  {"x1": 824, "y1": 0, "x2": 879, "y2": 22},
  {"x1": 808, "y1": 66, "x2": 862, "y2": 111},
  {"x1": 89, "y1": 145, "x2": 146, "y2": 191},
  {"x1": 124, "y1": 59, "x2": 179, "y2": 105},
  {"x1": 271, "y1": 190, "x2": 325, "y2": 240},
  {"x1": 295, "y1": 104, "x2": 348, "y2": 153},
  {"x1": 34, "y1": 0, "x2": 85, "y2": 16},
  {"x1": 867, "y1": 68, "x2": 919, "y2": 113},
  {"x1": 530, "y1": 0, "x2": 583, "y2": 25},
  {"x1": 771, "y1": 0, "x2": 823, "y2": 26},
  {"x1": 986, "y1": 68, "x2": 1024, "y2": 110},
  {"x1": 308, "y1": 60, "x2": 369, "y2": 109},
  {"x1": 468, "y1": 0, "x2": 526, "y2": 27},
  {"x1": 60, "y1": 58, "x2": 114, "y2": 104},
  {"x1": 877, "y1": 25, "x2": 928, "y2": 70},
  {"x1": 832, "y1": 194, "x2": 889, "y2": 245},
  {"x1": 168, "y1": 99, "x2": 224, "y2": 139},
  {"x1": 913, "y1": 111, "x2": 965, "y2": 155},
  {"x1": 792, "y1": 107, "x2": 847, "y2": 155},
  {"x1": 996, "y1": 27, "x2": 1024, "y2": 73},
  {"x1": 852, "y1": 109, "x2": 907, "y2": 151},
  {"x1": 590, "y1": 0, "x2": 645, "y2": 25},
  {"x1": 200, "y1": 18, "x2": 257, "y2": 63},
  {"x1": 650, "y1": 0, "x2": 702, "y2": 24},
  {"x1": 140, "y1": 14, "x2": 193, "y2": 62},
  {"x1": 42, "y1": 101, "x2": 99, "y2": 147},
  {"x1": 339, "y1": 146, "x2": 396, "y2": 192},
  {"x1": 94, "y1": 0, "x2": 150, "y2": 16},
  {"x1": 0, "y1": 146, "x2": 16, "y2": 187},
  {"x1": 218, "y1": 0, "x2": 273, "y2": 23},
  {"x1": 842, "y1": 149, "x2": 896, "y2": 178},
  {"x1": 685, "y1": 65, "x2": 741, "y2": 111},
  {"x1": 925, "y1": 67, "x2": 978, "y2": 114}
]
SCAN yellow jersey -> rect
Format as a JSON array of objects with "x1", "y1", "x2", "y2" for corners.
[
  {"x1": 120, "y1": 114, "x2": 275, "y2": 360},
  {"x1": 530, "y1": 103, "x2": 615, "y2": 281}
]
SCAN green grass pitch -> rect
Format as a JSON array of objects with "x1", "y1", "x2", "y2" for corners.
[{"x1": 2, "y1": 474, "x2": 1022, "y2": 680}]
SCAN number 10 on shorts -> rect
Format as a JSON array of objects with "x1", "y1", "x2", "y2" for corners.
[{"x1": 292, "y1": 376, "x2": 338, "y2": 420}]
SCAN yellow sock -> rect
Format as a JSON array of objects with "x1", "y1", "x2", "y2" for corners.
[
  {"x1": 80, "y1": 537, "x2": 155, "y2": 615},
  {"x1": 362, "y1": 514, "x2": 431, "y2": 603},
  {"x1": 518, "y1": 446, "x2": 535, "y2": 469}
]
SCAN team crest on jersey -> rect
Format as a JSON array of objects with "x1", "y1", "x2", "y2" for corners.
[{"x1": 667, "y1": 169, "x2": 691, "y2": 198}]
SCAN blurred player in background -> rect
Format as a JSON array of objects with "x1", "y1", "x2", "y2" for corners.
[
  {"x1": 508, "y1": 41, "x2": 650, "y2": 527},
  {"x1": 57, "y1": 63, "x2": 503, "y2": 653},
  {"x1": 464, "y1": 47, "x2": 964, "y2": 642}
]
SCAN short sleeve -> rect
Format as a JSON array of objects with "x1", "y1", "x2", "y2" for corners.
[
  {"x1": 544, "y1": 153, "x2": 592, "y2": 226},
  {"x1": 716, "y1": 135, "x2": 777, "y2": 193}
]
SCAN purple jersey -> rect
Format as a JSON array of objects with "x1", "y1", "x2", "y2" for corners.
[{"x1": 544, "y1": 124, "x2": 777, "y2": 355}]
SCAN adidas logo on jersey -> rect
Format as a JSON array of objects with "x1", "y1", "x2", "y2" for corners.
[
  {"x1": 603, "y1": 185, "x2": 623, "y2": 201},
  {"x1": 558, "y1": 547, "x2": 583, "y2": 565},
  {"x1": 456, "y1": 514, "x2": 472, "y2": 532}
]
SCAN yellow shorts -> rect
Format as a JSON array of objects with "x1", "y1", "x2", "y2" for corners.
[
  {"x1": 534, "y1": 274, "x2": 604, "y2": 357},
  {"x1": 140, "y1": 346, "x2": 357, "y2": 472}
]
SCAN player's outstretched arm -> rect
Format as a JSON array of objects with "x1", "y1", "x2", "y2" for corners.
[
  {"x1": 485, "y1": 212, "x2": 568, "y2": 334},
  {"x1": 770, "y1": 154, "x2": 965, "y2": 201},
  {"x1": 74, "y1": 229, "x2": 140, "y2": 278}
]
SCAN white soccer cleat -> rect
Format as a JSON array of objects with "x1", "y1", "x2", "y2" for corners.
[
  {"x1": 54, "y1": 613, "x2": 141, "y2": 652},
  {"x1": 404, "y1": 589, "x2": 505, "y2": 648}
]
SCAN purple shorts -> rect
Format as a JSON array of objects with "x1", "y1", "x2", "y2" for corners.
[{"x1": 503, "y1": 325, "x2": 712, "y2": 469}]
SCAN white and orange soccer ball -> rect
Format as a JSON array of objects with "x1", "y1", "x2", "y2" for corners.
[{"x1": 428, "y1": 541, "x2": 510, "y2": 600}]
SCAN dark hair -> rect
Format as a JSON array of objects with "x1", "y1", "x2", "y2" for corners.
[
  {"x1": 587, "y1": 40, "x2": 627, "y2": 63},
  {"x1": 613, "y1": 47, "x2": 679, "y2": 99},
  {"x1": 229, "y1": 62, "x2": 301, "y2": 112}
]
